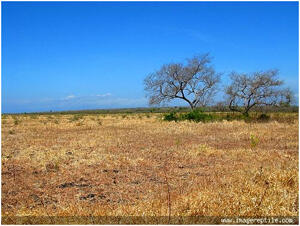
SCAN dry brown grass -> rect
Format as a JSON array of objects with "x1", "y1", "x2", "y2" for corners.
[{"x1": 1, "y1": 113, "x2": 298, "y2": 223}]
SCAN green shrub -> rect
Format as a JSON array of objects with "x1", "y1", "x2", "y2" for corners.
[
  {"x1": 224, "y1": 113, "x2": 251, "y2": 122},
  {"x1": 163, "y1": 110, "x2": 273, "y2": 123},
  {"x1": 225, "y1": 113, "x2": 235, "y2": 121},
  {"x1": 164, "y1": 110, "x2": 219, "y2": 123},
  {"x1": 257, "y1": 113, "x2": 270, "y2": 122},
  {"x1": 180, "y1": 110, "x2": 219, "y2": 123},
  {"x1": 163, "y1": 112, "x2": 178, "y2": 122},
  {"x1": 180, "y1": 110, "x2": 209, "y2": 122}
]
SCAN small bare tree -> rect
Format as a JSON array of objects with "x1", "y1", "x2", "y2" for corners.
[
  {"x1": 144, "y1": 53, "x2": 221, "y2": 109},
  {"x1": 225, "y1": 69, "x2": 293, "y2": 116}
]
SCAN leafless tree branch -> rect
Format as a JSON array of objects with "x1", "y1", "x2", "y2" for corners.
[
  {"x1": 144, "y1": 53, "x2": 221, "y2": 109},
  {"x1": 225, "y1": 70, "x2": 293, "y2": 115}
]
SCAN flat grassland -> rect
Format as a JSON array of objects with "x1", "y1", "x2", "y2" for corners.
[{"x1": 1, "y1": 113, "x2": 299, "y2": 224}]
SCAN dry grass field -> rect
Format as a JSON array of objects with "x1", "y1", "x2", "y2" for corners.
[{"x1": 1, "y1": 113, "x2": 299, "y2": 224}]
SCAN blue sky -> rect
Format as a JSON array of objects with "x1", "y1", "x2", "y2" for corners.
[{"x1": 2, "y1": 1, "x2": 298, "y2": 113}]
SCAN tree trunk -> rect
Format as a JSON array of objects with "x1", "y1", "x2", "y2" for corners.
[
  {"x1": 189, "y1": 103, "x2": 195, "y2": 110},
  {"x1": 243, "y1": 110, "x2": 249, "y2": 117},
  {"x1": 181, "y1": 97, "x2": 194, "y2": 110}
]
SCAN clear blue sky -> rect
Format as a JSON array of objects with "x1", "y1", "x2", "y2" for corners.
[{"x1": 2, "y1": 1, "x2": 298, "y2": 113}]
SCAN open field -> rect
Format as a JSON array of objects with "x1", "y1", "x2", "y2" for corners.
[{"x1": 1, "y1": 113, "x2": 299, "y2": 224}]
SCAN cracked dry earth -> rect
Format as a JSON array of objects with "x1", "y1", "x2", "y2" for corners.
[{"x1": 1, "y1": 114, "x2": 299, "y2": 223}]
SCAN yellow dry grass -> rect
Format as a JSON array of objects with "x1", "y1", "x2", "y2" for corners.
[{"x1": 1, "y1": 113, "x2": 299, "y2": 223}]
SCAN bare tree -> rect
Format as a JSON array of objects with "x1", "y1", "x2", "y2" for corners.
[
  {"x1": 144, "y1": 53, "x2": 221, "y2": 109},
  {"x1": 225, "y1": 69, "x2": 293, "y2": 116}
]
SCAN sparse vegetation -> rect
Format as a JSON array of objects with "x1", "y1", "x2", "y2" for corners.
[
  {"x1": 47, "y1": 115, "x2": 54, "y2": 120},
  {"x1": 14, "y1": 119, "x2": 19, "y2": 125},
  {"x1": 76, "y1": 121, "x2": 83, "y2": 126},
  {"x1": 69, "y1": 114, "x2": 84, "y2": 122},
  {"x1": 30, "y1": 114, "x2": 38, "y2": 119},
  {"x1": 97, "y1": 119, "x2": 102, "y2": 125},
  {"x1": 1, "y1": 112, "x2": 298, "y2": 224}
]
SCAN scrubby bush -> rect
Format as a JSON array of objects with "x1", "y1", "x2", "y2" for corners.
[
  {"x1": 163, "y1": 110, "x2": 274, "y2": 123},
  {"x1": 164, "y1": 110, "x2": 219, "y2": 123},
  {"x1": 180, "y1": 110, "x2": 218, "y2": 122},
  {"x1": 257, "y1": 113, "x2": 270, "y2": 122},
  {"x1": 163, "y1": 112, "x2": 178, "y2": 122}
]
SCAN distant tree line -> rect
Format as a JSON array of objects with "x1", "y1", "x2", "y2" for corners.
[{"x1": 144, "y1": 53, "x2": 295, "y2": 115}]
